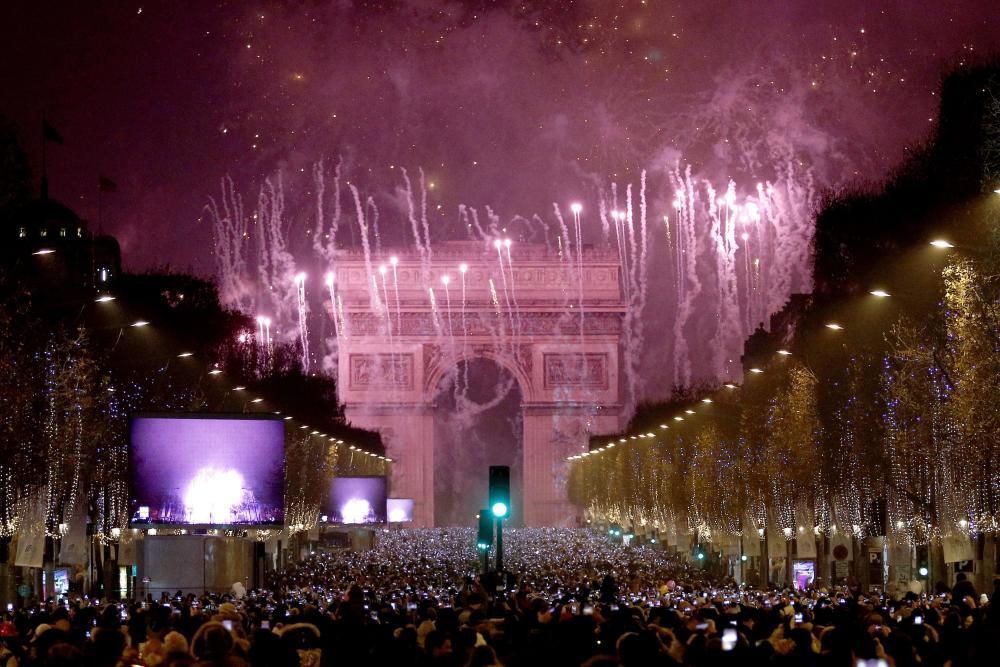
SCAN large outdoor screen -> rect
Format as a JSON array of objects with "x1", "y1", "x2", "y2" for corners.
[
  {"x1": 130, "y1": 415, "x2": 285, "y2": 526},
  {"x1": 326, "y1": 477, "x2": 387, "y2": 524},
  {"x1": 386, "y1": 498, "x2": 415, "y2": 523}
]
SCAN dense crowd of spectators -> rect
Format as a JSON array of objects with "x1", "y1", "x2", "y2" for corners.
[{"x1": 1, "y1": 528, "x2": 997, "y2": 666}]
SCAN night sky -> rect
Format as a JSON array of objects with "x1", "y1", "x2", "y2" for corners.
[{"x1": 3, "y1": 0, "x2": 997, "y2": 275}]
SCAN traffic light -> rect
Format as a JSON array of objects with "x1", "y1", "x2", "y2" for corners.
[
  {"x1": 916, "y1": 545, "x2": 929, "y2": 577},
  {"x1": 477, "y1": 511, "x2": 493, "y2": 550},
  {"x1": 489, "y1": 466, "x2": 510, "y2": 518}
]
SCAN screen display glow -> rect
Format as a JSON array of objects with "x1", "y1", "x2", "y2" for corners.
[
  {"x1": 386, "y1": 498, "x2": 415, "y2": 523},
  {"x1": 327, "y1": 477, "x2": 387, "y2": 524},
  {"x1": 130, "y1": 415, "x2": 284, "y2": 526}
]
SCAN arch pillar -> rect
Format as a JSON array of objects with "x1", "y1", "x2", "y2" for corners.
[
  {"x1": 344, "y1": 404, "x2": 436, "y2": 527},
  {"x1": 522, "y1": 404, "x2": 623, "y2": 526}
]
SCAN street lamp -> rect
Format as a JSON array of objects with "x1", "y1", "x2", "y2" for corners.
[{"x1": 929, "y1": 239, "x2": 954, "y2": 249}]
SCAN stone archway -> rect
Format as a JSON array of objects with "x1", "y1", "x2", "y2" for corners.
[
  {"x1": 431, "y1": 356, "x2": 523, "y2": 526},
  {"x1": 333, "y1": 241, "x2": 626, "y2": 526}
]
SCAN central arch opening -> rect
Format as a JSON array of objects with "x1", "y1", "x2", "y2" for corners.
[{"x1": 432, "y1": 357, "x2": 523, "y2": 527}]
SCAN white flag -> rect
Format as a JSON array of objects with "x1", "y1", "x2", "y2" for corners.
[
  {"x1": 58, "y1": 516, "x2": 89, "y2": 565},
  {"x1": 15, "y1": 532, "x2": 45, "y2": 568}
]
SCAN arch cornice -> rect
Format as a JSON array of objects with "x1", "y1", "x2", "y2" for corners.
[{"x1": 422, "y1": 344, "x2": 535, "y2": 403}]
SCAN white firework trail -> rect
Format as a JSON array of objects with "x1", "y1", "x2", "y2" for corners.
[
  {"x1": 325, "y1": 276, "x2": 340, "y2": 340},
  {"x1": 206, "y1": 175, "x2": 251, "y2": 313},
  {"x1": 348, "y1": 183, "x2": 378, "y2": 311},
  {"x1": 428, "y1": 287, "x2": 444, "y2": 338},
  {"x1": 312, "y1": 158, "x2": 343, "y2": 264},
  {"x1": 294, "y1": 273, "x2": 310, "y2": 372},
  {"x1": 255, "y1": 175, "x2": 301, "y2": 351},
  {"x1": 670, "y1": 165, "x2": 701, "y2": 389},
  {"x1": 503, "y1": 241, "x2": 521, "y2": 340}
]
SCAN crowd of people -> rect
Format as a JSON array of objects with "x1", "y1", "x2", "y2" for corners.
[{"x1": 1, "y1": 527, "x2": 998, "y2": 666}]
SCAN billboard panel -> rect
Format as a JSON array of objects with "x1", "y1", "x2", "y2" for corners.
[
  {"x1": 386, "y1": 498, "x2": 415, "y2": 523},
  {"x1": 130, "y1": 415, "x2": 284, "y2": 526},
  {"x1": 326, "y1": 477, "x2": 387, "y2": 525}
]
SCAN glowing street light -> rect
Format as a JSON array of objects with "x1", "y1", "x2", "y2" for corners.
[
  {"x1": 295, "y1": 272, "x2": 307, "y2": 284},
  {"x1": 325, "y1": 272, "x2": 335, "y2": 287},
  {"x1": 459, "y1": 263, "x2": 468, "y2": 274},
  {"x1": 869, "y1": 289, "x2": 890, "y2": 298},
  {"x1": 208, "y1": 369, "x2": 222, "y2": 375},
  {"x1": 749, "y1": 367, "x2": 764, "y2": 374},
  {"x1": 390, "y1": 256, "x2": 398, "y2": 266},
  {"x1": 724, "y1": 383, "x2": 738, "y2": 389},
  {"x1": 233, "y1": 386, "x2": 246, "y2": 391},
  {"x1": 570, "y1": 202, "x2": 582, "y2": 214},
  {"x1": 701, "y1": 398, "x2": 712, "y2": 404},
  {"x1": 441, "y1": 275, "x2": 450, "y2": 285},
  {"x1": 177, "y1": 352, "x2": 193, "y2": 358},
  {"x1": 32, "y1": 248, "x2": 55, "y2": 256},
  {"x1": 825, "y1": 323, "x2": 844, "y2": 330},
  {"x1": 777, "y1": 349, "x2": 792, "y2": 356},
  {"x1": 95, "y1": 294, "x2": 115, "y2": 303},
  {"x1": 378, "y1": 265, "x2": 387, "y2": 275},
  {"x1": 130, "y1": 320, "x2": 149, "y2": 327},
  {"x1": 251, "y1": 397, "x2": 263, "y2": 403},
  {"x1": 929, "y1": 239, "x2": 954, "y2": 249}
]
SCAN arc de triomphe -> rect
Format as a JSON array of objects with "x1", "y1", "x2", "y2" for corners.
[{"x1": 333, "y1": 242, "x2": 626, "y2": 526}]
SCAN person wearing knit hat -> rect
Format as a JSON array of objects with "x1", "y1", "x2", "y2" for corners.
[{"x1": 162, "y1": 630, "x2": 189, "y2": 657}]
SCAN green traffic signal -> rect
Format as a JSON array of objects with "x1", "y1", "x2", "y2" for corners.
[{"x1": 489, "y1": 466, "x2": 510, "y2": 519}]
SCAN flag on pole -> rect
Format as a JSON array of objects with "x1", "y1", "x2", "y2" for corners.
[
  {"x1": 43, "y1": 119, "x2": 64, "y2": 144},
  {"x1": 58, "y1": 516, "x2": 90, "y2": 565},
  {"x1": 98, "y1": 176, "x2": 117, "y2": 193}
]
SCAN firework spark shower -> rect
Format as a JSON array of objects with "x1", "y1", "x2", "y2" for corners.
[{"x1": 5, "y1": 0, "x2": 999, "y2": 398}]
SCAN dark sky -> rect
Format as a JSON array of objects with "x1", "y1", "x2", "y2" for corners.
[{"x1": 2, "y1": 0, "x2": 997, "y2": 276}]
